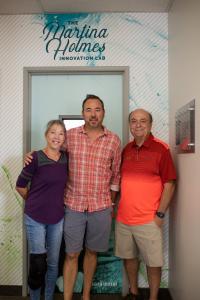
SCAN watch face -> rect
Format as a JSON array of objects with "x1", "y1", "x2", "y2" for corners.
[{"x1": 156, "y1": 211, "x2": 165, "y2": 219}]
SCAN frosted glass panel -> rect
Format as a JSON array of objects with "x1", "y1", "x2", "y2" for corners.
[{"x1": 31, "y1": 74, "x2": 123, "y2": 149}]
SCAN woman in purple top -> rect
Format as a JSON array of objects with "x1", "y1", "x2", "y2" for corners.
[{"x1": 16, "y1": 120, "x2": 68, "y2": 300}]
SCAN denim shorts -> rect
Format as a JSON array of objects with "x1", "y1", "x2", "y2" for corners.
[{"x1": 64, "y1": 207, "x2": 112, "y2": 254}]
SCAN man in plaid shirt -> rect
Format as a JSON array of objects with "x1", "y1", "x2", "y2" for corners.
[{"x1": 63, "y1": 95, "x2": 121, "y2": 300}]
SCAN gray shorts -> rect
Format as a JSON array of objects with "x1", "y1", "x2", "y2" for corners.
[{"x1": 64, "y1": 206, "x2": 112, "y2": 254}]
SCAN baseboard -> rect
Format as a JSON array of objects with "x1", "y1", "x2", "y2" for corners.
[
  {"x1": 0, "y1": 286, "x2": 172, "y2": 299},
  {"x1": 0, "y1": 286, "x2": 22, "y2": 296},
  {"x1": 140, "y1": 288, "x2": 173, "y2": 299}
]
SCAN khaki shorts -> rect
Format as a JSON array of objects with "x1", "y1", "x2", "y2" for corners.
[{"x1": 115, "y1": 221, "x2": 163, "y2": 267}]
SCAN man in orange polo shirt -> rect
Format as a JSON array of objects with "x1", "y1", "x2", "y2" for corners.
[{"x1": 115, "y1": 109, "x2": 176, "y2": 300}]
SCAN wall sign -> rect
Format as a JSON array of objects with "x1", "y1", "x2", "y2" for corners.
[
  {"x1": 43, "y1": 15, "x2": 109, "y2": 60},
  {"x1": 176, "y1": 99, "x2": 195, "y2": 153}
]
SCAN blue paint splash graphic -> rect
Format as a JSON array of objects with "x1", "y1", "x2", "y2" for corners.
[{"x1": 44, "y1": 13, "x2": 89, "y2": 25}]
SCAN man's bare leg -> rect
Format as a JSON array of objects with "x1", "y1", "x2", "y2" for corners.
[
  {"x1": 124, "y1": 258, "x2": 140, "y2": 295},
  {"x1": 146, "y1": 266, "x2": 161, "y2": 300},
  {"x1": 82, "y1": 248, "x2": 97, "y2": 300},
  {"x1": 63, "y1": 253, "x2": 79, "y2": 300}
]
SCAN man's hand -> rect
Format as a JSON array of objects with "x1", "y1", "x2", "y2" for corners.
[
  {"x1": 154, "y1": 215, "x2": 164, "y2": 228},
  {"x1": 24, "y1": 151, "x2": 34, "y2": 166}
]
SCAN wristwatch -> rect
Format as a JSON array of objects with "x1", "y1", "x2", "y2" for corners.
[{"x1": 156, "y1": 211, "x2": 165, "y2": 219}]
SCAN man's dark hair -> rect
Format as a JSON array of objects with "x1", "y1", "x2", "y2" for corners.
[{"x1": 82, "y1": 94, "x2": 105, "y2": 111}]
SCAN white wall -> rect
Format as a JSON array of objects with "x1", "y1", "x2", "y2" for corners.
[
  {"x1": 169, "y1": 1, "x2": 200, "y2": 299},
  {"x1": 0, "y1": 13, "x2": 168, "y2": 286}
]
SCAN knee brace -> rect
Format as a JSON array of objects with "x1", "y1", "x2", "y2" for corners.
[{"x1": 28, "y1": 253, "x2": 47, "y2": 290}]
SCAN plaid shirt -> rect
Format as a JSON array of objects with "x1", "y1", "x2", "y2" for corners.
[{"x1": 64, "y1": 126, "x2": 121, "y2": 212}]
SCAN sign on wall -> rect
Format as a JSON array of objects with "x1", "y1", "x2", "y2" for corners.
[
  {"x1": 42, "y1": 15, "x2": 108, "y2": 61},
  {"x1": 176, "y1": 99, "x2": 195, "y2": 153}
]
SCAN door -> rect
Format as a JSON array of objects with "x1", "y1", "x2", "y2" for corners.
[{"x1": 22, "y1": 67, "x2": 129, "y2": 296}]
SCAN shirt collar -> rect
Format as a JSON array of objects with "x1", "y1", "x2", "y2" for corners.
[
  {"x1": 132, "y1": 133, "x2": 154, "y2": 148},
  {"x1": 79, "y1": 125, "x2": 108, "y2": 136},
  {"x1": 79, "y1": 125, "x2": 85, "y2": 133}
]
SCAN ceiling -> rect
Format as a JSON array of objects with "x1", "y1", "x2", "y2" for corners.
[{"x1": 0, "y1": 0, "x2": 174, "y2": 14}]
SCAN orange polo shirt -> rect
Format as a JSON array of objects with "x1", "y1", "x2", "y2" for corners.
[{"x1": 116, "y1": 134, "x2": 176, "y2": 225}]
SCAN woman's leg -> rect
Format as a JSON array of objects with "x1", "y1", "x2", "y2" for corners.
[
  {"x1": 45, "y1": 218, "x2": 64, "y2": 300},
  {"x1": 25, "y1": 214, "x2": 47, "y2": 300}
]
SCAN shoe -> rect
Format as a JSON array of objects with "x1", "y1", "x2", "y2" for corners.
[{"x1": 124, "y1": 293, "x2": 143, "y2": 300}]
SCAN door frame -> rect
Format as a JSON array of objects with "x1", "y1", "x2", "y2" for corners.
[{"x1": 22, "y1": 66, "x2": 129, "y2": 296}]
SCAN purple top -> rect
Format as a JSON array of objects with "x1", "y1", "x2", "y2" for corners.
[{"x1": 16, "y1": 150, "x2": 68, "y2": 224}]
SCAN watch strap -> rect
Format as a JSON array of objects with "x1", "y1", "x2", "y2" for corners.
[{"x1": 156, "y1": 211, "x2": 165, "y2": 219}]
